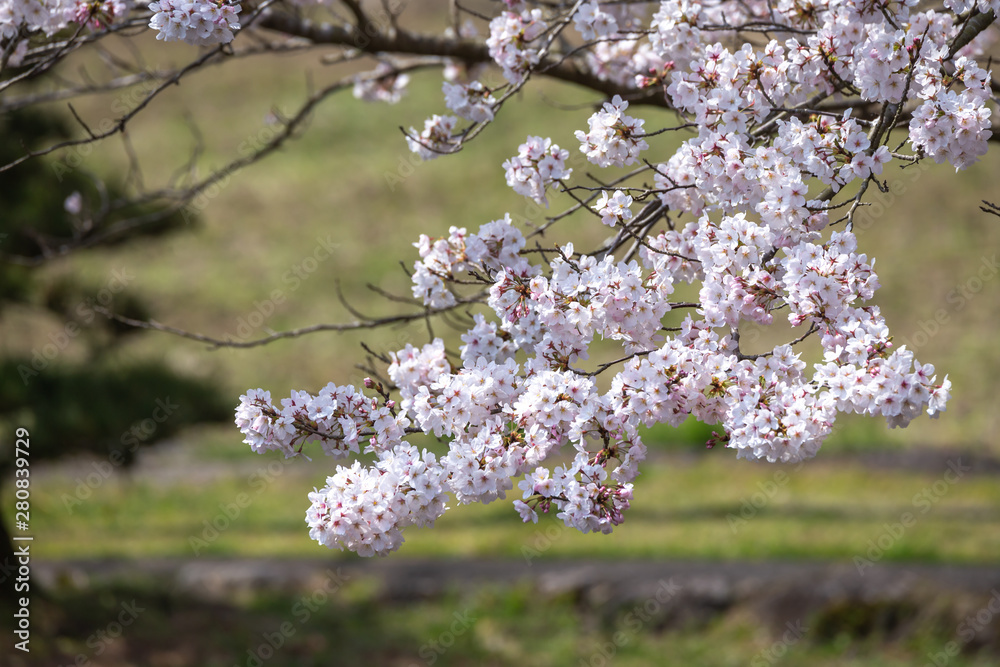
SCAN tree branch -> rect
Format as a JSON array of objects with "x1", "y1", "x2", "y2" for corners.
[
  {"x1": 255, "y1": 10, "x2": 671, "y2": 108},
  {"x1": 92, "y1": 293, "x2": 487, "y2": 349}
]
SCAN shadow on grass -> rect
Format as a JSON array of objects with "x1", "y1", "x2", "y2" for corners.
[{"x1": 6, "y1": 580, "x2": 429, "y2": 667}]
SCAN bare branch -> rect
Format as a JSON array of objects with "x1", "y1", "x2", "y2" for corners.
[
  {"x1": 1, "y1": 45, "x2": 228, "y2": 174},
  {"x1": 255, "y1": 11, "x2": 671, "y2": 109},
  {"x1": 92, "y1": 293, "x2": 487, "y2": 349}
]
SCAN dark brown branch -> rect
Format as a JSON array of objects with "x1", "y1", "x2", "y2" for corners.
[
  {"x1": 948, "y1": 9, "x2": 997, "y2": 59},
  {"x1": 569, "y1": 349, "x2": 654, "y2": 376},
  {"x1": 93, "y1": 293, "x2": 487, "y2": 349},
  {"x1": 255, "y1": 10, "x2": 671, "y2": 108}
]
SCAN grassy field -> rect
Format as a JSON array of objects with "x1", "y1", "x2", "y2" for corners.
[
  {"x1": 9, "y1": 425, "x2": 999, "y2": 665},
  {"x1": 13, "y1": 436, "x2": 1000, "y2": 563}
]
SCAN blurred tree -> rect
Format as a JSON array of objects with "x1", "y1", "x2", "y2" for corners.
[{"x1": 0, "y1": 107, "x2": 232, "y2": 609}]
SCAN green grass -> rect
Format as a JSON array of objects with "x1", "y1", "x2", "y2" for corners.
[{"x1": 11, "y1": 437, "x2": 1000, "y2": 563}]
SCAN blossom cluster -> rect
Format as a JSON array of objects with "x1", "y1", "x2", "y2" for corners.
[
  {"x1": 1, "y1": 0, "x2": 75, "y2": 38},
  {"x1": 305, "y1": 444, "x2": 449, "y2": 556},
  {"x1": 573, "y1": 2, "x2": 619, "y2": 41},
  {"x1": 443, "y1": 81, "x2": 497, "y2": 123},
  {"x1": 405, "y1": 114, "x2": 459, "y2": 161},
  {"x1": 574, "y1": 95, "x2": 649, "y2": 168},
  {"x1": 502, "y1": 136, "x2": 573, "y2": 206},
  {"x1": 239, "y1": 219, "x2": 953, "y2": 554},
  {"x1": 486, "y1": 8, "x2": 547, "y2": 84},
  {"x1": 239, "y1": 200, "x2": 951, "y2": 556},
  {"x1": 409, "y1": 218, "x2": 534, "y2": 308},
  {"x1": 909, "y1": 90, "x2": 993, "y2": 169},
  {"x1": 944, "y1": 0, "x2": 1000, "y2": 20},
  {"x1": 232, "y1": 0, "x2": 988, "y2": 557},
  {"x1": 147, "y1": 0, "x2": 240, "y2": 45},
  {"x1": 235, "y1": 381, "x2": 410, "y2": 459},
  {"x1": 353, "y1": 63, "x2": 410, "y2": 105},
  {"x1": 593, "y1": 190, "x2": 633, "y2": 227}
]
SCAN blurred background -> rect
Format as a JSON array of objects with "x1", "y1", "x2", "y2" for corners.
[{"x1": 2, "y1": 6, "x2": 1000, "y2": 665}]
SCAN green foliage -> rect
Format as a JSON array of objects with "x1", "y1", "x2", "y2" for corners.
[
  {"x1": 0, "y1": 360, "x2": 231, "y2": 468},
  {"x1": 0, "y1": 108, "x2": 189, "y2": 268},
  {"x1": 638, "y1": 417, "x2": 720, "y2": 450},
  {"x1": 0, "y1": 104, "x2": 230, "y2": 601}
]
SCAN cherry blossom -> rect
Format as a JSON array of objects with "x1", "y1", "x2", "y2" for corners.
[
  {"x1": 354, "y1": 63, "x2": 410, "y2": 104},
  {"x1": 575, "y1": 94, "x2": 649, "y2": 167},
  {"x1": 147, "y1": 0, "x2": 240, "y2": 45},
  {"x1": 204, "y1": 0, "x2": 983, "y2": 557},
  {"x1": 486, "y1": 8, "x2": 548, "y2": 84},
  {"x1": 593, "y1": 190, "x2": 633, "y2": 227},
  {"x1": 405, "y1": 114, "x2": 460, "y2": 161},
  {"x1": 443, "y1": 80, "x2": 497, "y2": 122},
  {"x1": 502, "y1": 136, "x2": 573, "y2": 206}
]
